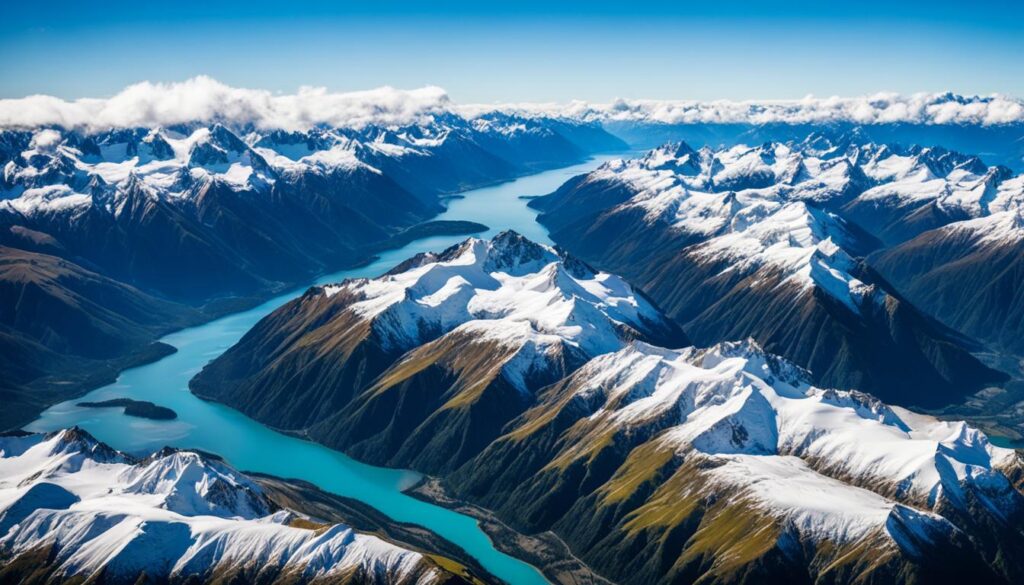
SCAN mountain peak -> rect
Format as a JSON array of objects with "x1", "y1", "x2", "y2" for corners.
[
  {"x1": 0, "y1": 428, "x2": 456, "y2": 584},
  {"x1": 482, "y1": 229, "x2": 556, "y2": 273},
  {"x1": 322, "y1": 232, "x2": 683, "y2": 353}
]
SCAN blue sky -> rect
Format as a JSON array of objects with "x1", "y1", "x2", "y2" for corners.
[{"x1": 2, "y1": 1, "x2": 1022, "y2": 102}]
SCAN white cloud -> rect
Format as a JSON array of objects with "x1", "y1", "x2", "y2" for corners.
[
  {"x1": 1, "y1": 77, "x2": 1021, "y2": 131},
  {"x1": 0, "y1": 76, "x2": 450, "y2": 132},
  {"x1": 462, "y1": 92, "x2": 1024, "y2": 127},
  {"x1": 28, "y1": 129, "x2": 62, "y2": 152}
]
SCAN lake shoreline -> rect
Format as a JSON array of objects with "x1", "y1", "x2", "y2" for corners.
[
  {"x1": 77, "y1": 398, "x2": 178, "y2": 420},
  {"x1": 406, "y1": 477, "x2": 613, "y2": 585},
  {"x1": 6, "y1": 218, "x2": 492, "y2": 434}
]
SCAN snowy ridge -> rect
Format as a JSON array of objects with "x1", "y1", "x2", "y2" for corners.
[
  {"x1": 689, "y1": 202, "x2": 879, "y2": 312},
  {"x1": 575, "y1": 141, "x2": 1024, "y2": 310},
  {"x1": 321, "y1": 231, "x2": 678, "y2": 386},
  {"x1": 852, "y1": 145, "x2": 1024, "y2": 216},
  {"x1": 1, "y1": 124, "x2": 367, "y2": 216},
  {"x1": 0, "y1": 105, "x2": 604, "y2": 217},
  {"x1": 586, "y1": 143, "x2": 878, "y2": 310},
  {"x1": 565, "y1": 340, "x2": 1021, "y2": 545},
  {"x1": 590, "y1": 142, "x2": 866, "y2": 225},
  {"x1": 591, "y1": 141, "x2": 1024, "y2": 219},
  {"x1": 0, "y1": 429, "x2": 444, "y2": 584},
  {"x1": 924, "y1": 209, "x2": 1024, "y2": 248}
]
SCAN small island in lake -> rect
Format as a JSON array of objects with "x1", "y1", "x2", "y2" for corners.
[{"x1": 77, "y1": 398, "x2": 177, "y2": 420}]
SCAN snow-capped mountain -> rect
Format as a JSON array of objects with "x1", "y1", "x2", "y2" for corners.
[
  {"x1": 191, "y1": 231, "x2": 686, "y2": 473},
  {"x1": 0, "y1": 428, "x2": 476, "y2": 584},
  {"x1": 447, "y1": 339, "x2": 1024, "y2": 584},
  {"x1": 536, "y1": 140, "x2": 1023, "y2": 244},
  {"x1": 530, "y1": 142, "x2": 1008, "y2": 406},
  {"x1": 839, "y1": 143, "x2": 1024, "y2": 244},
  {"x1": 188, "y1": 232, "x2": 1024, "y2": 583},
  {"x1": 0, "y1": 113, "x2": 621, "y2": 304},
  {"x1": 1, "y1": 123, "x2": 428, "y2": 305}
]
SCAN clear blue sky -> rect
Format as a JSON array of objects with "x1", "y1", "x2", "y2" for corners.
[{"x1": 2, "y1": 1, "x2": 1022, "y2": 102}]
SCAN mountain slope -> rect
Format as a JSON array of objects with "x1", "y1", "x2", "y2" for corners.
[
  {"x1": 191, "y1": 231, "x2": 687, "y2": 473},
  {"x1": 445, "y1": 340, "x2": 1024, "y2": 585},
  {"x1": 0, "y1": 247, "x2": 199, "y2": 430},
  {"x1": 191, "y1": 233, "x2": 1024, "y2": 584},
  {"x1": 532, "y1": 142, "x2": 1006, "y2": 406},
  {"x1": 0, "y1": 428, "x2": 480, "y2": 584},
  {"x1": 870, "y1": 211, "x2": 1024, "y2": 355}
]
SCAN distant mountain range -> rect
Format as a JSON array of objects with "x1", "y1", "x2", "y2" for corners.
[
  {"x1": 0, "y1": 115, "x2": 623, "y2": 304},
  {"x1": 470, "y1": 91, "x2": 1024, "y2": 171}
]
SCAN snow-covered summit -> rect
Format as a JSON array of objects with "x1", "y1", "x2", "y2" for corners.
[
  {"x1": 322, "y1": 230, "x2": 682, "y2": 357},
  {"x1": 851, "y1": 144, "x2": 1024, "y2": 217},
  {"x1": 0, "y1": 124, "x2": 378, "y2": 216},
  {"x1": 580, "y1": 144, "x2": 882, "y2": 307},
  {"x1": 0, "y1": 428, "x2": 459, "y2": 584},
  {"x1": 551, "y1": 339, "x2": 1021, "y2": 545}
]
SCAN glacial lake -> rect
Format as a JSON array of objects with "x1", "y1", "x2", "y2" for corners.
[{"x1": 28, "y1": 154, "x2": 628, "y2": 585}]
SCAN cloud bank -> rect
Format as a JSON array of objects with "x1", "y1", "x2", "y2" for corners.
[
  {"x1": 0, "y1": 76, "x2": 451, "y2": 132},
  {"x1": 1, "y1": 77, "x2": 1021, "y2": 131},
  {"x1": 464, "y1": 93, "x2": 1024, "y2": 127}
]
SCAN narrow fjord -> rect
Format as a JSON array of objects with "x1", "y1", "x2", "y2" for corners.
[{"x1": 25, "y1": 155, "x2": 624, "y2": 585}]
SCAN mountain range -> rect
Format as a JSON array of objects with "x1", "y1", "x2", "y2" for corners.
[
  {"x1": 5, "y1": 91, "x2": 1024, "y2": 429},
  {"x1": 191, "y1": 231, "x2": 686, "y2": 474},
  {"x1": 5, "y1": 83, "x2": 1024, "y2": 584},
  {"x1": 478, "y1": 91, "x2": 1024, "y2": 171},
  {"x1": 0, "y1": 115, "x2": 624, "y2": 429},
  {"x1": 193, "y1": 232, "x2": 1024, "y2": 584},
  {"x1": 530, "y1": 140, "x2": 1022, "y2": 407}
]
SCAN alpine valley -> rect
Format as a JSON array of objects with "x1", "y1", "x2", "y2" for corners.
[{"x1": 4, "y1": 80, "x2": 1024, "y2": 585}]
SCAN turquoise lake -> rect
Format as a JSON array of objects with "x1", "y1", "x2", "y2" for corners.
[{"x1": 27, "y1": 154, "x2": 627, "y2": 585}]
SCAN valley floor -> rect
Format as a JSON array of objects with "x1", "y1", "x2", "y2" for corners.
[{"x1": 936, "y1": 350, "x2": 1024, "y2": 448}]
